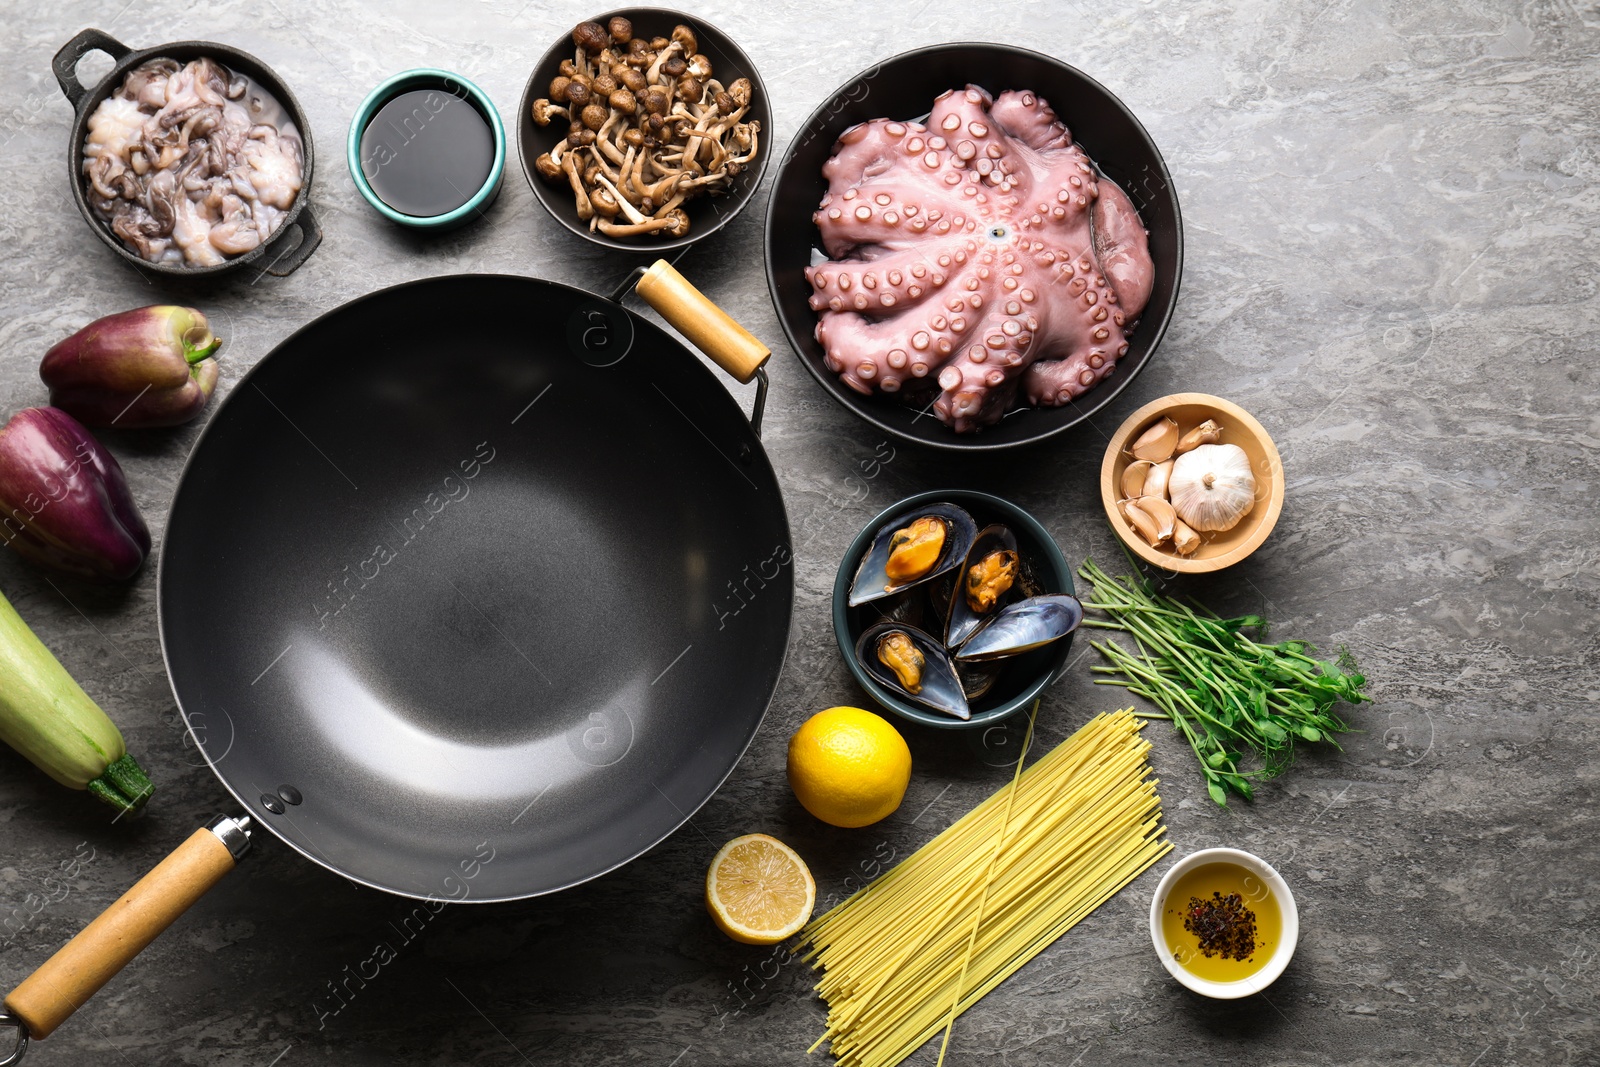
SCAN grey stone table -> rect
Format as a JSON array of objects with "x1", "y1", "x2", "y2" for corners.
[{"x1": 1, "y1": 1, "x2": 1595, "y2": 1064}]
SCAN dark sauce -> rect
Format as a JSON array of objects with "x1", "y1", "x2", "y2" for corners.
[{"x1": 359, "y1": 86, "x2": 494, "y2": 217}]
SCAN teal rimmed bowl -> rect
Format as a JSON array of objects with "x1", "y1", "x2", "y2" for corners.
[
  {"x1": 832, "y1": 490, "x2": 1076, "y2": 730},
  {"x1": 347, "y1": 69, "x2": 505, "y2": 230}
]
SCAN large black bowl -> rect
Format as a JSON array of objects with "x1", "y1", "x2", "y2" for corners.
[
  {"x1": 765, "y1": 43, "x2": 1182, "y2": 453},
  {"x1": 517, "y1": 8, "x2": 771, "y2": 254},
  {"x1": 53, "y1": 28, "x2": 321, "y2": 278}
]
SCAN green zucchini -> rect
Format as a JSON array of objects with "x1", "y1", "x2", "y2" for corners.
[{"x1": 0, "y1": 587, "x2": 152, "y2": 812}]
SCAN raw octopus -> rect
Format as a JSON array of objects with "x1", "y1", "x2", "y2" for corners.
[
  {"x1": 83, "y1": 57, "x2": 304, "y2": 268},
  {"x1": 806, "y1": 86, "x2": 1155, "y2": 432}
]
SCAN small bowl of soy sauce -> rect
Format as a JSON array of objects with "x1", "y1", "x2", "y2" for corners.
[{"x1": 348, "y1": 69, "x2": 506, "y2": 230}]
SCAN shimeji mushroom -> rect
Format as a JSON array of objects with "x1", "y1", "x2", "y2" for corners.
[
  {"x1": 531, "y1": 21, "x2": 761, "y2": 237},
  {"x1": 599, "y1": 207, "x2": 689, "y2": 238}
]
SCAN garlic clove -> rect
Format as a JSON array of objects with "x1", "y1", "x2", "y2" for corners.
[
  {"x1": 1120, "y1": 460, "x2": 1154, "y2": 501},
  {"x1": 1172, "y1": 519, "x2": 1201, "y2": 556},
  {"x1": 1129, "y1": 416, "x2": 1179, "y2": 462},
  {"x1": 1136, "y1": 495, "x2": 1177, "y2": 542},
  {"x1": 1176, "y1": 419, "x2": 1223, "y2": 454},
  {"x1": 1123, "y1": 499, "x2": 1167, "y2": 546},
  {"x1": 1143, "y1": 459, "x2": 1174, "y2": 502},
  {"x1": 1169, "y1": 443, "x2": 1256, "y2": 532}
]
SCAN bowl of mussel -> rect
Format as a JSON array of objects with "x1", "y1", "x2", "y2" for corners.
[{"x1": 833, "y1": 491, "x2": 1081, "y2": 729}]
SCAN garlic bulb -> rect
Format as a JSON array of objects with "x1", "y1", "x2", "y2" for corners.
[{"x1": 1169, "y1": 444, "x2": 1256, "y2": 532}]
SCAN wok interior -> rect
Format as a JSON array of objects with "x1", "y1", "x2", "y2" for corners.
[{"x1": 160, "y1": 276, "x2": 790, "y2": 899}]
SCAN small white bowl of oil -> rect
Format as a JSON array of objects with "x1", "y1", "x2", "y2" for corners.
[{"x1": 1149, "y1": 847, "x2": 1299, "y2": 999}]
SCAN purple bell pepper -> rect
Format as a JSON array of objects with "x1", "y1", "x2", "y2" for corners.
[
  {"x1": 0, "y1": 408, "x2": 151, "y2": 582},
  {"x1": 40, "y1": 306, "x2": 221, "y2": 428}
]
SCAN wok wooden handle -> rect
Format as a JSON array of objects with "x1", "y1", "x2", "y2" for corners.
[
  {"x1": 635, "y1": 260, "x2": 770, "y2": 384},
  {"x1": 3, "y1": 816, "x2": 251, "y2": 1041}
]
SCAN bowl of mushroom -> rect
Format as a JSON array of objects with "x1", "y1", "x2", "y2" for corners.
[
  {"x1": 1100, "y1": 393, "x2": 1284, "y2": 574},
  {"x1": 517, "y1": 9, "x2": 770, "y2": 251}
]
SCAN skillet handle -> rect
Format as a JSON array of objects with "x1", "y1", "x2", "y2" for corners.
[
  {"x1": 52, "y1": 29, "x2": 131, "y2": 110},
  {"x1": 634, "y1": 260, "x2": 771, "y2": 385},
  {"x1": 260, "y1": 205, "x2": 323, "y2": 278},
  {"x1": 2, "y1": 816, "x2": 251, "y2": 1043}
]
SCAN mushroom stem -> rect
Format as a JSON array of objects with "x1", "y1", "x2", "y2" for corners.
[
  {"x1": 561, "y1": 154, "x2": 593, "y2": 220},
  {"x1": 597, "y1": 215, "x2": 679, "y2": 236},
  {"x1": 645, "y1": 41, "x2": 682, "y2": 85},
  {"x1": 593, "y1": 172, "x2": 649, "y2": 224}
]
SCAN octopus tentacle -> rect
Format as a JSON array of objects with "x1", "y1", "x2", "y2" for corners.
[
  {"x1": 805, "y1": 243, "x2": 961, "y2": 314},
  {"x1": 812, "y1": 184, "x2": 977, "y2": 257},
  {"x1": 988, "y1": 90, "x2": 1073, "y2": 152},
  {"x1": 816, "y1": 311, "x2": 951, "y2": 395},
  {"x1": 1089, "y1": 176, "x2": 1154, "y2": 317}
]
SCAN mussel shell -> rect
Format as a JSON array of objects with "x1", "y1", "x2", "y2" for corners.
[
  {"x1": 956, "y1": 661, "x2": 1002, "y2": 701},
  {"x1": 925, "y1": 571, "x2": 956, "y2": 627},
  {"x1": 954, "y1": 594, "x2": 1084, "y2": 663},
  {"x1": 868, "y1": 589, "x2": 926, "y2": 630},
  {"x1": 945, "y1": 524, "x2": 1022, "y2": 649},
  {"x1": 856, "y1": 620, "x2": 971, "y2": 720},
  {"x1": 848, "y1": 502, "x2": 978, "y2": 607}
]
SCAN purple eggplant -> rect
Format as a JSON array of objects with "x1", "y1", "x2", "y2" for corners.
[
  {"x1": 40, "y1": 306, "x2": 222, "y2": 428},
  {"x1": 0, "y1": 408, "x2": 150, "y2": 582}
]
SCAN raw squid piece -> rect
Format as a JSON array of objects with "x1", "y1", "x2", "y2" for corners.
[{"x1": 83, "y1": 57, "x2": 304, "y2": 268}]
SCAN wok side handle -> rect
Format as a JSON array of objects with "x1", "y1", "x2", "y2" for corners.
[
  {"x1": 2, "y1": 816, "x2": 251, "y2": 1045},
  {"x1": 634, "y1": 260, "x2": 771, "y2": 385}
]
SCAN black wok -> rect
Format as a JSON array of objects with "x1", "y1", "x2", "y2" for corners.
[{"x1": 0, "y1": 263, "x2": 790, "y2": 1058}]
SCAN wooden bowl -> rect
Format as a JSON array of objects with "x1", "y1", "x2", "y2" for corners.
[{"x1": 1100, "y1": 393, "x2": 1283, "y2": 574}]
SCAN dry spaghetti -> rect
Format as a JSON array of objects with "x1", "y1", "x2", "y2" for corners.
[{"x1": 798, "y1": 709, "x2": 1170, "y2": 1067}]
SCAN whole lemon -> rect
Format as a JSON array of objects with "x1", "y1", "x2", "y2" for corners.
[{"x1": 787, "y1": 707, "x2": 912, "y2": 828}]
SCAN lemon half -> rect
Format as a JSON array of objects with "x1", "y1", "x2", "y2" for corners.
[{"x1": 705, "y1": 833, "x2": 816, "y2": 945}]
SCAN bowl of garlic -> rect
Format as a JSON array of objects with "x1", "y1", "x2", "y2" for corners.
[{"x1": 1100, "y1": 393, "x2": 1284, "y2": 573}]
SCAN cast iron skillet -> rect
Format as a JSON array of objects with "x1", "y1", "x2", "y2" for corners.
[
  {"x1": 54, "y1": 28, "x2": 322, "y2": 278},
  {"x1": 0, "y1": 264, "x2": 788, "y2": 1059},
  {"x1": 517, "y1": 7, "x2": 772, "y2": 253},
  {"x1": 765, "y1": 43, "x2": 1183, "y2": 452}
]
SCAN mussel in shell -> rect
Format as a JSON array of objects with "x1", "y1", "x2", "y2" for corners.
[
  {"x1": 945, "y1": 525, "x2": 1022, "y2": 648},
  {"x1": 856, "y1": 621, "x2": 970, "y2": 720},
  {"x1": 848, "y1": 502, "x2": 977, "y2": 607},
  {"x1": 965, "y1": 549, "x2": 1018, "y2": 613},
  {"x1": 877, "y1": 630, "x2": 925, "y2": 693},
  {"x1": 885, "y1": 516, "x2": 946, "y2": 584},
  {"x1": 955, "y1": 594, "x2": 1084, "y2": 663}
]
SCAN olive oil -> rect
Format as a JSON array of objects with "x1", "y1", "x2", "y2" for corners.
[{"x1": 1160, "y1": 862, "x2": 1281, "y2": 983}]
